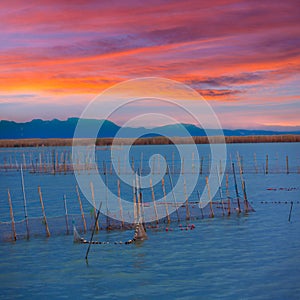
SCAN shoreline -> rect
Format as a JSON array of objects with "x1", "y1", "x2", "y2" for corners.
[{"x1": 0, "y1": 135, "x2": 299, "y2": 147}]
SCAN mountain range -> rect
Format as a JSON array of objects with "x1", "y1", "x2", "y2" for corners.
[{"x1": 0, "y1": 118, "x2": 299, "y2": 139}]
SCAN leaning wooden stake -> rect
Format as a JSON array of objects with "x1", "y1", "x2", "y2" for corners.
[
  {"x1": 162, "y1": 178, "x2": 170, "y2": 223},
  {"x1": 265, "y1": 154, "x2": 269, "y2": 174},
  {"x1": 76, "y1": 185, "x2": 87, "y2": 233},
  {"x1": 206, "y1": 177, "x2": 214, "y2": 218},
  {"x1": 20, "y1": 165, "x2": 29, "y2": 239},
  {"x1": 288, "y1": 201, "x2": 293, "y2": 222},
  {"x1": 117, "y1": 180, "x2": 124, "y2": 228},
  {"x1": 197, "y1": 190, "x2": 204, "y2": 219},
  {"x1": 241, "y1": 180, "x2": 249, "y2": 213},
  {"x1": 226, "y1": 174, "x2": 231, "y2": 216},
  {"x1": 63, "y1": 194, "x2": 69, "y2": 235},
  {"x1": 150, "y1": 178, "x2": 159, "y2": 224},
  {"x1": 90, "y1": 182, "x2": 99, "y2": 231},
  {"x1": 7, "y1": 189, "x2": 17, "y2": 241},
  {"x1": 167, "y1": 165, "x2": 180, "y2": 222},
  {"x1": 38, "y1": 186, "x2": 50, "y2": 237},
  {"x1": 85, "y1": 202, "x2": 102, "y2": 261},
  {"x1": 232, "y1": 163, "x2": 241, "y2": 213},
  {"x1": 183, "y1": 178, "x2": 191, "y2": 221}
]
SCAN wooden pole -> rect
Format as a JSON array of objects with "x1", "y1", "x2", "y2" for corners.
[
  {"x1": 7, "y1": 189, "x2": 17, "y2": 241},
  {"x1": 167, "y1": 165, "x2": 180, "y2": 222},
  {"x1": 38, "y1": 186, "x2": 50, "y2": 237},
  {"x1": 206, "y1": 176, "x2": 214, "y2": 218},
  {"x1": 85, "y1": 202, "x2": 102, "y2": 261},
  {"x1": 172, "y1": 151, "x2": 175, "y2": 174},
  {"x1": 200, "y1": 156, "x2": 203, "y2": 175},
  {"x1": 90, "y1": 182, "x2": 99, "y2": 231},
  {"x1": 117, "y1": 180, "x2": 124, "y2": 228},
  {"x1": 181, "y1": 157, "x2": 184, "y2": 175},
  {"x1": 76, "y1": 185, "x2": 87, "y2": 233},
  {"x1": 226, "y1": 174, "x2": 231, "y2": 216},
  {"x1": 63, "y1": 194, "x2": 69, "y2": 235},
  {"x1": 217, "y1": 167, "x2": 225, "y2": 216},
  {"x1": 150, "y1": 178, "x2": 159, "y2": 224},
  {"x1": 241, "y1": 181, "x2": 249, "y2": 213},
  {"x1": 162, "y1": 178, "x2": 170, "y2": 223},
  {"x1": 183, "y1": 178, "x2": 190, "y2": 221},
  {"x1": 286, "y1": 155, "x2": 289, "y2": 174},
  {"x1": 20, "y1": 165, "x2": 29, "y2": 239},
  {"x1": 254, "y1": 153, "x2": 258, "y2": 174},
  {"x1": 288, "y1": 201, "x2": 293, "y2": 222},
  {"x1": 133, "y1": 179, "x2": 137, "y2": 224},
  {"x1": 265, "y1": 154, "x2": 269, "y2": 174},
  {"x1": 232, "y1": 163, "x2": 241, "y2": 213},
  {"x1": 197, "y1": 190, "x2": 204, "y2": 219}
]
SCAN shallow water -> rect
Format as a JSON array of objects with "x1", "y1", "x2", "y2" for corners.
[{"x1": 0, "y1": 143, "x2": 299, "y2": 299}]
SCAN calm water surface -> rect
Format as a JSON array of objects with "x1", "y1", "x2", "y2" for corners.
[{"x1": 0, "y1": 143, "x2": 299, "y2": 299}]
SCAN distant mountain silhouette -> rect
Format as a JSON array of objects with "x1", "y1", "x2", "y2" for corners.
[{"x1": 0, "y1": 118, "x2": 299, "y2": 139}]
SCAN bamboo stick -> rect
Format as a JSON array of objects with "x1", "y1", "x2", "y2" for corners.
[
  {"x1": 206, "y1": 176, "x2": 214, "y2": 218},
  {"x1": 265, "y1": 154, "x2": 269, "y2": 174},
  {"x1": 63, "y1": 194, "x2": 69, "y2": 235},
  {"x1": 20, "y1": 165, "x2": 29, "y2": 239},
  {"x1": 183, "y1": 178, "x2": 190, "y2": 220},
  {"x1": 232, "y1": 163, "x2": 241, "y2": 213},
  {"x1": 7, "y1": 189, "x2": 16, "y2": 241},
  {"x1": 197, "y1": 190, "x2": 204, "y2": 219},
  {"x1": 286, "y1": 155, "x2": 289, "y2": 174},
  {"x1": 226, "y1": 174, "x2": 231, "y2": 216},
  {"x1": 38, "y1": 186, "x2": 50, "y2": 237},
  {"x1": 117, "y1": 180, "x2": 124, "y2": 228},
  {"x1": 200, "y1": 156, "x2": 203, "y2": 175},
  {"x1": 162, "y1": 178, "x2": 170, "y2": 223},
  {"x1": 76, "y1": 185, "x2": 87, "y2": 233},
  {"x1": 241, "y1": 180, "x2": 249, "y2": 213},
  {"x1": 150, "y1": 178, "x2": 159, "y2": 224},
  {"x1": 133, "y1": 179, "x2": 137, "y2": 223},
  {"x1": 90, "y1": 182, "x2": 99, "y2": 231}
]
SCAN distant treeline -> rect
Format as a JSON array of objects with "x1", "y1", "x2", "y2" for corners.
[{"x1": 0, "y1": 135, "x2": 299, "y2": 147}]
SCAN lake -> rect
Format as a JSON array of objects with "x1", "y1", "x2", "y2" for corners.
[{"x1": 0, "y1": 143, "x2": 299, "y2": 299}]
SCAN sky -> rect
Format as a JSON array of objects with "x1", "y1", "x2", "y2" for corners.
[{"x1": 0, "y1": 0, "x2": 299, "y2": 130}]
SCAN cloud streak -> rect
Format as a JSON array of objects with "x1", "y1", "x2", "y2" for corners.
[{"x1": 0, "y1": 0, "x2": 299, "y2": 128}]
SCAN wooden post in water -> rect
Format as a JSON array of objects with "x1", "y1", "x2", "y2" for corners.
[
  {"x1": 265, "y1": 154, "x2": 269, "y2": 174},
  {"x1": 197, "y1": 190, "x2": 204, "y2": 219},
  {"x1": 161, "y1": 178, "x2": 170, "y2": 223},
  {"x1": 241, "y1": 181, "x2": 249, "y2": 213},
  {"x1": 181, "y1": 157, "x2": 184, "y2": 175},
  {"x1": 200, "y1": 156, "x2": 203, "y2": 175},
  {"x1": 286, "y1": 155, "x2": 289, "y2": 174},
  {"x1": 117, "y1": 180, "x2": 124, "y2": 228},
  {"x1": 183, "y1": 178, "x2": 190, "y2": 221},
  {"x1": 232, "y1": 163, "x2": 241, "y2": 213},
  {"x1": 20, "y1": 165, "x2": 29, "y2": 239},
  {"x1": 217, "y1": 166, "x2": 225, "y2": 216},
  {"x1": 132, "y1": 179, "x2": 137, "y2": 224},
  {"x1": 192, "y1": 152, "x2": 195, "y2": 174},
  {"x1": 167, "y1": 165, "x2": 180, "y2": 222},
  {"x1": 253, "y1": 152, "x2": 258, "y2": 174},
  {"x1": 90, "y1": 182, "x2": 99, "y2": 231},
  {"x1": 226, "y1": 174, "x2": 231, "y2": 216},
  {"x1": 206, "y1": 177, "x2": 214, "y2": 218},
  {"x1": 172, "y1": 152, "x2": 175, "y2": 174},
  {"x1": 288, "y1": 201, "x2": 293, "y2": 222},
  {"x1": 38, "y1": 187, "x2": 50, "y2": 237},
  {"x1": 63, "y1": 194, "x2": 69, "y2": 235},
  {"x1": 76, "y1": 185, "x2": 87, "y2": 233},
  {"x1": 150, "y1": 178, "x2": 159, "y2": 224},
  {"x1": 7, "y1": 189, "x2": 17, "y2": 241}
]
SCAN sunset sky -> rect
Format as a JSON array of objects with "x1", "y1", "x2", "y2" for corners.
[{"x1": 0, "y1": 0, "x2": 299, "y2": 130}]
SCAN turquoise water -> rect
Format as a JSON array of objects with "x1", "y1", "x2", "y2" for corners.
[{"x1": 0, "y1": 143, "x2": 299, "y2": 299}]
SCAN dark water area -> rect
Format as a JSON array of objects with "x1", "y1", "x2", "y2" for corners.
[{"x1": 0, "y1": 143, "x2": 299, "y2": 299}]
